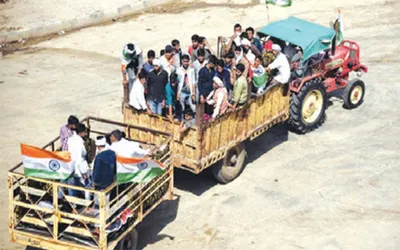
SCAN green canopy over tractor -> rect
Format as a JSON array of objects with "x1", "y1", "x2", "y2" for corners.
[{"x1": 257, "y1": 16, "x2": 336, "y2": 61}]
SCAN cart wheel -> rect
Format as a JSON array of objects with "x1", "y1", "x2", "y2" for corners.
[
  {"x1": 115, "y1": 228, "x2": 138, "y2": 250},
  {"x1": 212, "y1": 143, "x2": 246, "y2": 184},
  {"x1": 343, "y1": 79, "x2": 365, "y2": 109}
]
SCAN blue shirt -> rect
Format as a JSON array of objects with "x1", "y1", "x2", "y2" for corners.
[
  {"x1": 253, "y1": 38, "x2": 263, "y2": 54},
  {"x1": 143, "y1": 62, "x2": 154, "y2": 75},
  {"x1": 93, "y1": 149, "x2": 116, "y2": 190},
  {"x1": 215, "y1": 69, "x2": 232, "y2": 91},
  {"x1": 165, "y1": 82, "x2": 177, "y2": 106},
  {"x1": 198, "y1": 66, "x2": 215, "y2": 97}
]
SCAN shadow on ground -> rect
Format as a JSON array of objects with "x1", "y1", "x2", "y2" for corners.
[
  {"x1": 245, "y1": 124, "x2": 289, "y2": 164},
  {"x1": 173, "y1": 167, "x2": 216, "y2": 196},
  {"x1": 137, "y1": 194, "x2": 180, "y2": 249}
]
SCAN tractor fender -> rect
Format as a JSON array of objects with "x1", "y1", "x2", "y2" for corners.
[{"x1": 290, "y1": 73, "x2": 323, "y2": 93}]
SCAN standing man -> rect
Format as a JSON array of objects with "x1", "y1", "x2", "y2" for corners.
[
  {"x1": 142, "y1": 50, "x2": 155, "y2": 75},
  {"x1": 225, "y1": 23, "x2": 242, "y2": 54},
  {"x1": 198, "y1": 55, "x2": 218, "y2": 115},
  {"x1": 193, "y1": 48, "x2": 208, "y2": 84},
  {"x1": 129, "y1": 71, "x2": 152, "y2": 114},
  {"x1": 121, "y1": 43, "x2": 144, "y2": 94},
  {"x1": 267, "y1": 44, "x2": 291, "y2": 88},
  {"x1": 67, "y1": 123, "x2": 90, "y2": 198},
  {"x1": 165, "y1": 73, "x2": 180, "y2": 121},
  {"x1": 171, "y1": 39, "x2": 182, "y2": 69},
  {"x1": 246, "y1": 27, "x2": 263, "y2": 54},
  {"x1": 215, "y1": 59, "x2": 232, "y2": 92},
  {"x1": 177, "y1": 54, "x2": 196, "y2": 118},
  {"x1": 188, "y1": 34, "x2": 200, "y2": 60},
  {"x1": 60, "y1": 115, "x2": 79, "y2": 151},
  {"x1": 160, "y1": 45, "x2": 176, "y2": 78},
  {"x1": 230, "y1": 63, "x2": 248, "y2": 110},
  {"x1": 147, "y1": 58, "x2": 169, "y2": 115},
  {"x1": 92, "y1": 136, "x2": 116, "y2": 191}
]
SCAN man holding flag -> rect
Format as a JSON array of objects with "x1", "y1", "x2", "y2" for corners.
[{"x1": 334, "y1": 9, "x2": 344, "y2": 44}]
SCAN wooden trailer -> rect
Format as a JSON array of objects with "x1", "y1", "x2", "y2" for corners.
[
  {"x1": 123, "y1": 83, "x2": 289, "y2": 183},
  {"x1": 8, "y1": 117, "x2": 174, "y2": 250}
]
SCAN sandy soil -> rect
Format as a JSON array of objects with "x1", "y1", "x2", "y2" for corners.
[{"x1": 1, "y1": 0, "x2": 400, "y2": 249}]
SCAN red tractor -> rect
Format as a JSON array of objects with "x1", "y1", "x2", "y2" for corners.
[{"x1": 257, "y1": 16, "x2": 368, "y2": 133}]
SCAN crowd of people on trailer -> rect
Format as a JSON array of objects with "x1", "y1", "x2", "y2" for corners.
[{"x1": 121, "y1": 23, "x2": 293, "y2": 131}]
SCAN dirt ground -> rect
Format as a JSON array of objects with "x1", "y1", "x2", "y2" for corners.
[{"x1": 1, "y1": 0, "x2": 400, "y2": 249}]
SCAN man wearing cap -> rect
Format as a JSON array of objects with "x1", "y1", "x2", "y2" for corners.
[
  {"x1": 121, "y1": 43, "x2": 144, "y2": 93},
  {"x1": 160, "y1": 45, "x2": 176, "y2": 78},
  {"x1": 267, "y1": 44, "x2": 291, "y2": 87},
  {"x1": 206, "y1": 76, "x2": 229, "y2": 121},
  {"x1": 92, "y1": 136, "x2": 117, "y2": 191},
  {"x1": 147, "y1": 58, "x2": 168, "y2": 115},
  {"x1": 230, "y1": 63, "x2": 248, "y2": 110}
]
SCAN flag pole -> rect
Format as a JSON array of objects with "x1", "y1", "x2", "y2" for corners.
[{"x1": 266, "y1": 4, "x2": 270, "y2": 22}]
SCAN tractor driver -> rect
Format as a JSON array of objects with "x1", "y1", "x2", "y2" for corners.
[{"x1": 266, "y1": 44, "x2": 290, "y2": 95}]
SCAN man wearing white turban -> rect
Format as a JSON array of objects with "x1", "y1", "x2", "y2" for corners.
[
  {"x1": 206, "y1": 76, "x2": 229, "y2": 121},
  {"x1": 267, "y1": 44, "x2": 291, "y2": 87}
]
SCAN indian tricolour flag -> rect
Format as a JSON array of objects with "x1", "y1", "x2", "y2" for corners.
[
  {"x1": 117, "y1": 156, "x2": 165, "y2": 184},
  {"x1": 21, "y1": 144, "x2": 74, "y2": 180},
  {"x1": 266, "y1": 0, "x2": 292, "y2": 7}
]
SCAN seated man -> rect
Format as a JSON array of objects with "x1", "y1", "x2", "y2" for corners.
[
  {"x1": 261, "y1": 40, "x2": 275, "y2": 67},
  {"x1": 206, "y1": 77, "x2": 229, "y2": 121},
  {"x1": 165, "y1": 72, "x2": 180, "y2": 121},
  {"x1": 179, "y1": 107, "x2": 196, "y2": 134},
  {"x1": 109, "y1": 130, "x2": 150, "y2": 158},
  {"x1": 229, "y1": 63, "x2": 248, "y2": 110},
  {"x1": 129, "y1": 71, "x2": 152, "y2": 114},
  {"x1": 267, "y1": 44, "x2": 290, "y2": 88},
  {"x1": 251, "y1": 55, "x2": 267, "y2": 94}
]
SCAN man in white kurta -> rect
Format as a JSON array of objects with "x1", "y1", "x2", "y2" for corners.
[
  {"x1": 267, "y1": 44, "x2": 291, "y2": 86},
  {"x1": 109, "y1": 130, "x2": 150, "y2": 158}
]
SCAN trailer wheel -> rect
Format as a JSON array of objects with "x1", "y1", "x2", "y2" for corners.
[
  {"x1": 212, "y1": 143, "x2": 246, "y2": 184},
  {"x1": 343, "y1": 79, "x2": 365, "y2": 109},
  {"x1": 289, "y1": 78, "x2": 327, "y2": 134},
  {"x1": 115, "y1": 228, "x2": 138, "y2": 250}
]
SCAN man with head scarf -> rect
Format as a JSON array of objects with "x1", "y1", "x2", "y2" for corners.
[
  {"x1": 121, "y1": 43, "x2": 144, "y2": 94},
  {"x1": 267, "y1": 44, "x2": 291, "y2": 87},
  {"x1": 206, "y1": 76, "x2": 229, "y2": 121}
]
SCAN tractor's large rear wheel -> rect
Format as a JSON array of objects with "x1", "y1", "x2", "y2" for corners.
[
  {"x1": 289, "y1": 78, "x2": 328, "y2": 134},
  {"x1": 212, "y1": 143, "x2": 246, "y2": 184}
]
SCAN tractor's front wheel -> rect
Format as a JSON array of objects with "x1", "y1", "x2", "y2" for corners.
[
  {"x1": 289, "y1": 78, "x2": 328, "y2": 134},
  {"x1": 343, "y1": 79, "x2": 365, "y2": 109},
  {"x1": 212, "y1": 143, "x2": 246, "y2": 184}
]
